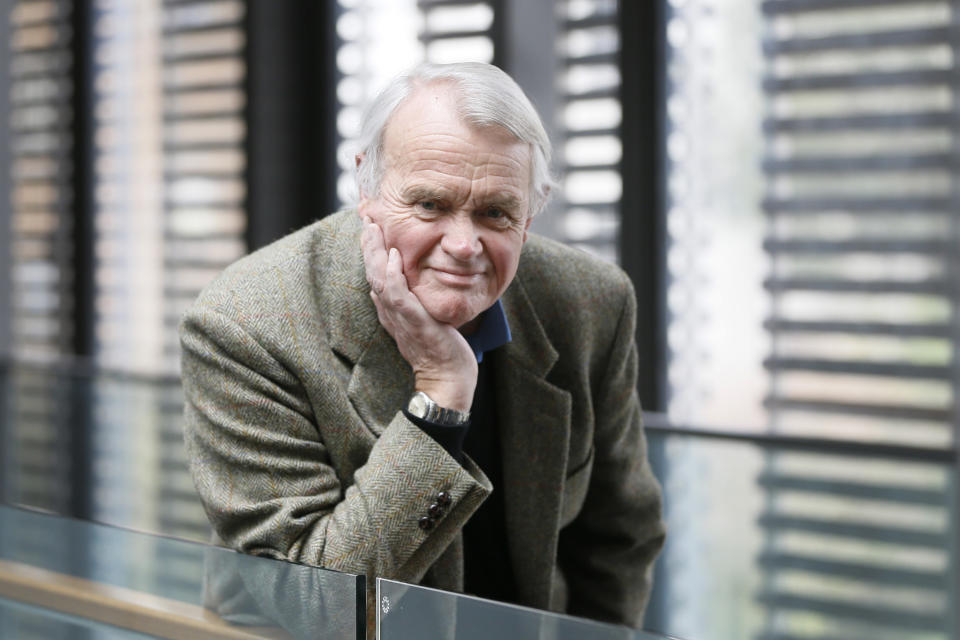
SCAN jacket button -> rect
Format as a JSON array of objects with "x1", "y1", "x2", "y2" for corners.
[
  {"x1": 418, "y1": 516, "x2": 434, "y2": 531},
  {"x1": 428, "y1": 503, "x2": 443, "y2": 518},
  {"x1": 437, "y1": 491, "x2": 451, "y2": 506}
]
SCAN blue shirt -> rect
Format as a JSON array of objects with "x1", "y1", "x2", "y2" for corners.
[{"x1": 463, "y1": 299, "x2": 511, "y2": 363}]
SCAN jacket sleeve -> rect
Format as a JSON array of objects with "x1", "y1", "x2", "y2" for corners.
[
  {"x1": 180, "y1": 304, "x2": 492, "y2": 586},
  {"x1": 556, "y1": 273, "x2": 666, "y2": 627}
]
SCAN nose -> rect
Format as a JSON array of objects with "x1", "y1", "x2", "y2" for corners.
[{"x1": 440, "y1": 214, "x2": 482, "y2": 261}]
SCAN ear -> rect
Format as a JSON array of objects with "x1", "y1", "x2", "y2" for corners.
[{"x1": 355, "y1": 152, "x2": 369, "y2": 216}]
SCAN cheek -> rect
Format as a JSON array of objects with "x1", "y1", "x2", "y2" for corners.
[
  {"x1": 485, "y1": 236, "x2": 524, "y2": 285},
  {"x1": 402, "y1": 252, "x2": 422, "y2": 285},
  {"x1": 381, "y1": 223, "x2": 431, "y2": 281},
  {"x1": 358, "y1": 198, "x2": 392, "y2": 231}
]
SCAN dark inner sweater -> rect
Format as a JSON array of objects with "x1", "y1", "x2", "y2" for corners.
[{"x1": 461, "y1": 354, "x2": 517, "y2": 603}]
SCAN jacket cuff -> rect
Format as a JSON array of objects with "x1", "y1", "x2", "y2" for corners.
[{"x1": 403, "y1": 408, "x2": 469, "y2": 463}]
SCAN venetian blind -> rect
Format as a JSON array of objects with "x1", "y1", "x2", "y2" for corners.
[
  {"x1": 8, "y1": 0, "x2": 72, "y2": 364},
  {"x1": 556, "y1": 0, "x2": 621, "y2": 263},
  {"x1": 3, "y1": 7, "x2": 81, "y2": 638},
  {"x1": 334, "y1": 0, "x2": 499, "y2": 209},
  {"x1": 75, "y1": 0, "x2": 247, "y2": 596},
  {"x1": 158, "y1": 0, "x2": 247, "y2": 377},
  {"x1": 5, "y1": 0, "x2": 77, "y2": 519},
  {"x1": 759, "y1": 0, "x2": 956, "y2": 636}
]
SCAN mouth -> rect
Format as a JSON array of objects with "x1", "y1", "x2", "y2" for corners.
[{"x1": 428, "y1": 267, "x2": 484, "y2": 287}]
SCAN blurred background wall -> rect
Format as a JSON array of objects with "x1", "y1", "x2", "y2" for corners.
[{"x1": 0, "y1": 1, "x2": 957, "y2": 639}]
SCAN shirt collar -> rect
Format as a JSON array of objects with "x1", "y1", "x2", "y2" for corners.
[{"x1": 464, "y1": 299, "x2": 512, "y2": 363}]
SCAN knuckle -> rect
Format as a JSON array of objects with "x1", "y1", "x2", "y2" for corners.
[{"x1": 385, "y1": 291, "x2": 404, "y2": 307}]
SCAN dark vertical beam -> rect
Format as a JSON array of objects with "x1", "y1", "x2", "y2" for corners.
[
  {"x1": 619, "y1": 0, "x2": 670, "y2": 632},
  {"x1": 67, "y1": 0, "x2": 95, "y2": 520},
  {"x1": 499, "y1": 0, "x2": 563, "y2": 237},
  {"x1": 488, "y1": 0, "x2": 506, "y2": 71},
  {"x1": 618, "y1": 0, "x2": 667, "y2": 414},
  {"x1": 243, "y1": 1, "x2": 340, "y2": 252},
  {"x1": 71, "y1": 0, "x2": 95, "y2": 359}
]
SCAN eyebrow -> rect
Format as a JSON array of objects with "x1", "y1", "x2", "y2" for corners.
[
  {"x1": 401, "y1": 185, "x2": 523, "y2": 213},
  {"x1": 401, "y1": 185, "x2": 452, "y2": 204},
  {"x1": 481, "y1": 194, "x2": 522, "y2": 212}
]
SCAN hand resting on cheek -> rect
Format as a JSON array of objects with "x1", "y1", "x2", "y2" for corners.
[{"x1": 361, "y1": 217, "x2": 478, "y2": 412}]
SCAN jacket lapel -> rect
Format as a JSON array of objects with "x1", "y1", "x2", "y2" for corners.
[
  {"x1": 495, "y1": 277, "x2": 572, "y2": 610},
  {"x1": 320, "y1": 214, "x2": 414, "y2": 437}
]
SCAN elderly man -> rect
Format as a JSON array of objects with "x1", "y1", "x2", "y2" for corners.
[{"x1": 181, "y1": 62, "x2": 665, "y2": 629}]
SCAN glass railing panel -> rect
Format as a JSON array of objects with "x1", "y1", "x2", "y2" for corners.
[
  {"x1": 1, "y1": 363, "x2": 210, "y2": 542},
  {"x1": 0, "y1": 504, "x2": 365, "y2": 639},
  {"x1": 376, "y1": 578, "x2": 673, "y2": 640},
  {"x1": 644, "y1": 431, "x2": 958, "y2": 640},
  {"x1": 0, "y1": 597, "x2": 159, "y2": 639}
]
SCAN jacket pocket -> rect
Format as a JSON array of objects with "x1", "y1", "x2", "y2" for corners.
[{"x1": 559, "y1": 447, "x2": 594, "y2": 527}]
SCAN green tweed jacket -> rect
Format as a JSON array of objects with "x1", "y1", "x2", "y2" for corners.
[{"x1": 181, "y1": 210, "x2": 665, "y2": 630}]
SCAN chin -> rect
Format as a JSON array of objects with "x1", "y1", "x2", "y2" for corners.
[
  {"x1": 414, "y1": 282, "x2": 490, "y2": 327},
  {"x1": 423, "y1": 299, "x2": 483, "y2": 329},
  {"x1": 432, "y1": 308, "x2": 479, "y2": 329}
]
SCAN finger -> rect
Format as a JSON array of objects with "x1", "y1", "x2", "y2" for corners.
[
  {"x1": 382, "y1": 247, "x2": 404, "y2": 307},
  {"x1": 383, "y1": 251, "x2": 441, "y2": 343},
  {"x1": 361, "y1": 221, "x2": 388, "y2": 293},
  {"x1": 361, "y1": 221, "x2": 386, "y2": 264},
  {"x1": 369, "y1": 290, "x2": 391, "y2": 331},
  {"x1": 384, "y1": 248, "x2": 423, "y2": 313},
  {"x1": 384, "y1": 247, "x2": 408, "y2": 290}
]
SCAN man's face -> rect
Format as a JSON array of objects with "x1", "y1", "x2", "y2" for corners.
[{"x1": 358, "y1": 85, "x2": 533, "y2": 329}]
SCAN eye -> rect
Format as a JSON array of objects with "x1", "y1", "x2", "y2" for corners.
[
  {"x1": 420, "y1": 201, "x2": 437, "y2": 211},
  {"x1": 484, "y1": 207, "x2": 505, "y2": 219}
]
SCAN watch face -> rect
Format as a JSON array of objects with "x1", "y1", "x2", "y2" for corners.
[{"x1": 408, "y1": 392, "x2": 429, "y2": 418}]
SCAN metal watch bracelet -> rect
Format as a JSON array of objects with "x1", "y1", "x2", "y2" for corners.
[{"x1": 407, "y1": 391, "x2": 470, "y2": 426}]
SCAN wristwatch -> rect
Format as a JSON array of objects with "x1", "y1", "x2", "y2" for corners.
[{"x1": 407, "y1": 391, "x2": 470, "y2": 426}]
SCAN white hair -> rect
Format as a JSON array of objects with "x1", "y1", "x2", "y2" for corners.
[{"x1": 355, "y1": 62, "x2": 556, "y2": 217}]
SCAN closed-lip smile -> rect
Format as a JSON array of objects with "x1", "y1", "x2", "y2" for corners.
[{"x1": 429, "y1": 267, "x2": 483, "y2": 285}]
